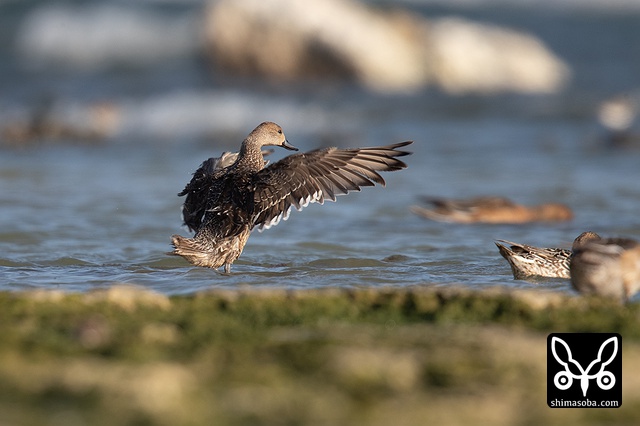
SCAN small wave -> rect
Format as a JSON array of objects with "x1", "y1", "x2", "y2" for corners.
[
  {"x1": 119, "y1": 90, "x2": 335, "y2": 139},
  {"x1": 41, "y1": 257, "x2": 97, "y2": 267},
  {"x1": 307, "y1": 258, "x2": 388, "y2": 269},
  {"x1": 0, "y1": 259, "x2": 36, "y2": 268}
]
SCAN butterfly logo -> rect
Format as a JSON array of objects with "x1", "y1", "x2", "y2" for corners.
[{"x1": 551, "y1": 336, "x2": 618, "y2": 397}]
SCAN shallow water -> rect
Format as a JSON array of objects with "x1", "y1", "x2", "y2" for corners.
[{"x1": 1, "y1": 2, "x2": 640, "y2": 296}]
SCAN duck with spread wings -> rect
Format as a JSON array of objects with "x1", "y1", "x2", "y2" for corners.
[{"x1": 171, "y1": 121, "x2": 412, "y2": 273}]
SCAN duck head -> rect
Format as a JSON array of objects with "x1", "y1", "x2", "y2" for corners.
[{"x1": 251, "y1": 121, "x2": 298, "y2": 151}]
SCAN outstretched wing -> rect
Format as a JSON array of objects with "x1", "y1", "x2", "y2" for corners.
[
  {"x1": 250, "y1": 141, "x2": 412, "y2": 230},
  {"x1": 178, "y1": 158, "x2": 221, "y2": 232}
]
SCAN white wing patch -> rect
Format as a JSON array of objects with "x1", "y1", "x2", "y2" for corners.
[{"x1": 257, "y1": 189, "x2": 325, "y2": 232}]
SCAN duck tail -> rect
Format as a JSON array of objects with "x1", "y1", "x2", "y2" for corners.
[
  {"x1": 494, "y1": 240, "x2": 518, "y2": 260},
  {"x1": 170, "y1": 234, "x2": 217, "y2": 268}
]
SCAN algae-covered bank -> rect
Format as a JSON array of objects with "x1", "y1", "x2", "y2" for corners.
[{"x1": 0, "y1": 285, "x2": 639, "y2": 425}]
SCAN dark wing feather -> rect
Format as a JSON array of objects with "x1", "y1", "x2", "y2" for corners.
[
  {"x1": 250, "y1": 141, "x2": 412, "y2": 230},
  {"x1": 178, "y1": 158, "x2": 221, "y2": 232},
  {"x1": 195, "y1": 172, "x2": 255, "y2": 240},
  {"x1": 178, "y1": 150, "x2": 277, "y2": 232}
]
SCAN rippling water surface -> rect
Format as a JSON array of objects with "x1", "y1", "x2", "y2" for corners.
[{"x1": 1, "y1": 2, "x2": 640, "y2": 296}]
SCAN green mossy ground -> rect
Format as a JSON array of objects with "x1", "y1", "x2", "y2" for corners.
[{"x1": 0, "y1": 285, "x2": 638, "y2": 425}]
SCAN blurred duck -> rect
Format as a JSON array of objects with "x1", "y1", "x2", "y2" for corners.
[
  {"x1": 570, "y1": 236, "x2": 640, "y2": 303},
  {"x1": 1, "y1": 97, "x2": 120, "y2": 146},
  {"x1": 495, "y1": 232, "x2": 600, "y2": 280},
  {"x1": 410, "y1": 196, "x2": 573, "y2": 224}
]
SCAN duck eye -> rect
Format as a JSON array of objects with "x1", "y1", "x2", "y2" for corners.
[{"x1": 277, "y1": 130, "x2": 282, "y2": 134}]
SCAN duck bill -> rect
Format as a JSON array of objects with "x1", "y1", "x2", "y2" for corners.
[{"x1": 282, "y1": 140, "x2": 298, "y2": 151}]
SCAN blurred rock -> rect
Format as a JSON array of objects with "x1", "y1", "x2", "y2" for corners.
[
  {"x1": 425, "y1": 17, "x2": 570, "y2": 94},
  {"x1": 598, "y1": 94, "x2": 637, "y2": 132},
  {"x1": 204, "y1": 0, "x2": 570, "y2": 94},
  {"x1": 597, "y1": 93, "x2": 640, "y2": 149},
  {"x1": 205, "y1": 0, "x2": 426, "y2": 92}
]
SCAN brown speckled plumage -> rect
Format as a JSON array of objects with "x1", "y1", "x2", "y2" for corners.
[
  {"x1": 171, "y1": 122, "x2": 412, "y2": 273},
  {"x1": 495, "y1": 232, "x2": 600, "y2": 280}
]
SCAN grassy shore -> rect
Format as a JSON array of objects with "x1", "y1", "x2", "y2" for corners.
[{"x1": 0, "y1": 285, "x2": 638, "y2": 425}]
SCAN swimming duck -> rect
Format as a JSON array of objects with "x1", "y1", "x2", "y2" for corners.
[
  {"x1": 171, "y1": 121, "x2": 412, "y2": 272},
  {"x1": 410, "y1": 196, "x2": 573, "y2": 224},
  {"x1": 570, "y1": 235, "x2": 640, "y2": 303},
  {"x1": 495, "y1": 232, "x2": 600, "y2": 280}
]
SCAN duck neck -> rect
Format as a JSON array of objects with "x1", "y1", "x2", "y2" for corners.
[{"x1": 235, "y1": 140, "x2": 265, "y2": 172}]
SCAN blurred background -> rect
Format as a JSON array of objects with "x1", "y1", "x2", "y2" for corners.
[{"x1": 1, "y1": 0, "x2": 639, "y2": 295}]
